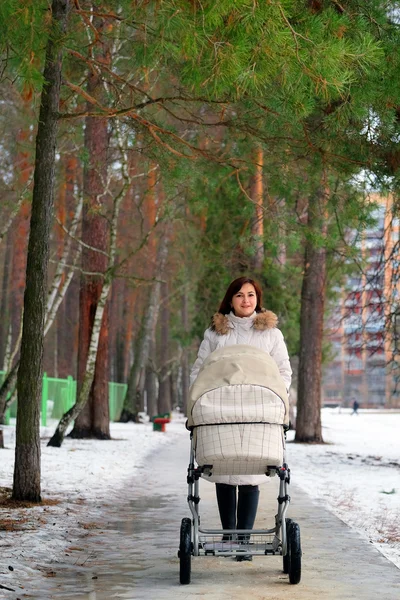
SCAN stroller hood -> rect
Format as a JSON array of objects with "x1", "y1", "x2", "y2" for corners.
[{"x1": 188, "y1": 344, "x2": 289, "y2": 426}]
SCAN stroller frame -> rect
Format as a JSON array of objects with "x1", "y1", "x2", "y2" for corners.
[{"x1": 179, "y1": 429, "x2": 301, "y2": 585}]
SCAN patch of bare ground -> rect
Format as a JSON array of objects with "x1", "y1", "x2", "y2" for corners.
[
  {"x1": 0, "y1": 516, "x2": 32, "y2": 531},
  {"x1": 1, "y1": 486, "x2": 103, "y2": 541},
  {"x1": 80, "y1": 521, "x2": 103, "y2": 530},
  {"x1": 376, "y1": 510, "x2": 400, "y2": 543},
  {"x1": 334, "y1": 490, "x2": 356, "y2": 511},
  {"x1": 0, "y1": 486, "x2": 63, "y2": 532},
  {"x1": 0, "y1": 486, "x2": 61, "y2": 508}
]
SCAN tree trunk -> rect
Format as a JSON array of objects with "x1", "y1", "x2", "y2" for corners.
[
  {"x1": 157, "y1": 281, "x2": 171, "y2": 414},
  {"x1": 0, "y1": 161, "x2": 81, "y2": 405},
  {"x1": 109, "y1": 277, "x2": 129, "y2": 383},
  {"x1": 123, "y1": 288, "x2": 137, "y2": 382},
  {"x1": 108, "y1": 280, "x2": 118, "y2": 382},
  {"x1": 0, "y1": 195, "x2": 24, "y2": 245},
  {"x1": 55, "y1": 154, "x2": 80, "y2": 378},
  {"x1": 250, "y1": 145, "x2": 264, "y2": 271},
  {"x1": 48, "y1": 123, "x2": 129, "y2": 447},
  {"x1": 13, "y1": 0, "x2": 70, "y2": 501},
  {"x1": 120, "y1": 311, "x2": 144, "y2": 422},
  {"x1": 180, "y1": 290, "x2": 190, "y2": 416},
  {"x1": 0, "y1": 216, "x2": 81, "y2": 430},
  {"x1": 295, "y1": 185, "x2": 328, "y2": 443},
  {"x1": 91, "y1": 303, "x2": 110, "y2": 436},
  {"x1": 0, "y1": 238, "x2": 12, "y2": 368},
  {"x1": 50, "y1": 169, "x2": 81, "y2": 378},
  {"x1": 9, "y1": 106, "x2": 34, "y2": 358},
  {"x1": 145, "y1": 340, "x2": 158, "y2": 418},
  {"x1": 47, "y1": 276, "x2": 111, "y2": 446},
  {"x1": 70, "y1": 17, "x2": 110, "y2": 439},
  {"x1": 0, "y1": 362, "x2": 19, "y2": 414},
  {"x1": 121, "y1": 228, "x2": 170, "y2": 421},
  {"x1": 65, "y1": 272, "x2": 80, "y2": 377},
  {"x1": 52, "y1": 153, "x2": 82, "y2": 379},
  {"x1": 10, "y1": 201, "x2": 30, "y2": 356},
  {"x1": 170, "y1": 367, "x2": 178, "y2": 413},
  {"x1": 0, "y1": 362, "x2": 19, "y2": 449},
  {"x1": 145, "y1": 368, "x2": 158, "y2": 419}
]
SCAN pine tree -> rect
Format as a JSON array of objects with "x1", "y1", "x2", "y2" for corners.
[{"x1": 12, "y1": 0, "x2": 70, "y2": 501}]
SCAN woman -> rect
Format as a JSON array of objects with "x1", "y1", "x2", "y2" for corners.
[{"x1": 190, "y1": 276, "x2": 292, "y2": 560}]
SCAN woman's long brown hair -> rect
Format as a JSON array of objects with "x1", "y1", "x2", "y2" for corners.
[{"x1": 218, "y1": 277, "x2": 263, "y2": 315}]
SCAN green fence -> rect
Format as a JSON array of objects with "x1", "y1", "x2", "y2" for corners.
[{"x1": 0, "y1": 371, "x2": 127, "y2": 426}]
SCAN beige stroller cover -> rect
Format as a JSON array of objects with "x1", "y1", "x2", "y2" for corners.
[{"x1": 188, "y1": 345, "x2": 289, "y2": 476}]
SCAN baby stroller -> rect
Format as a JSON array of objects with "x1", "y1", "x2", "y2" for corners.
[{"x1": 179, "y1": 345, "x2": 301, "y2": 585}]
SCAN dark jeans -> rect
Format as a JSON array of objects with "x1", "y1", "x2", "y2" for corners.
[{"x1": 215, "y1": 483, "x2": 260, "y2": 539}]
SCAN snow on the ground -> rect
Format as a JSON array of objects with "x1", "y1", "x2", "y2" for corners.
[
  {"x1": 0, "y1": 409, "x2": 399, "y2": 596},
  {"x1": 0, "y1": 414, "x2": 186, "y2": 594},
  {"x1": 287, "y1": 408, "x2": 400, "y2": 568}
]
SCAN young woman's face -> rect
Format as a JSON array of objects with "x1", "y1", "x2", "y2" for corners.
[{"x1": 231, "y1": 283, "x2": 257, "y2": 317}]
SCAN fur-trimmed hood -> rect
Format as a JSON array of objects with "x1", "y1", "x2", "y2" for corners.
[{"x1": 211, "y1": 309, "x2": 278, "y2": 335}]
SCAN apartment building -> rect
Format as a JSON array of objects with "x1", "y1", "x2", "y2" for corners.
[{"x1": 323, "y1": 194, "x2": 400, "y2": 408}]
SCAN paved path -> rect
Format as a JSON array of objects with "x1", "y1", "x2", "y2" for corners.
[{"x1": 12, "y1": 433, "x2": 400, "y2": 600}]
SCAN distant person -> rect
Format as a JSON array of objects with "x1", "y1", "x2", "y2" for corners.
[{"x1": 351, "y1": 399, "x2": 359, "y2": 415}]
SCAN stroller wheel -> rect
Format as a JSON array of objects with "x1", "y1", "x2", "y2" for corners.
[
  {"x1": 282, "y1": 518, "x2": 292, "y2": 574},
  {"x1": 287, "y1": 521, "x2": 302, "y2": 585},
  {"x1": 179, "y1": 518, "x2": 192, "y2": 585}
]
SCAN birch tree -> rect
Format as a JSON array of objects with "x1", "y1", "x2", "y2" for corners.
[{"x1": 0, "y1": 192, "x2": 82, "y2": 449}]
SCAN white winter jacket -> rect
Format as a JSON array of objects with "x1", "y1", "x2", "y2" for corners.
[
  {"x1": 190, "y1": 310, "x2": 292, "y2": 389},
  {"x1": 189, "y1": 309, "x2": 292, "y2": 486}
]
